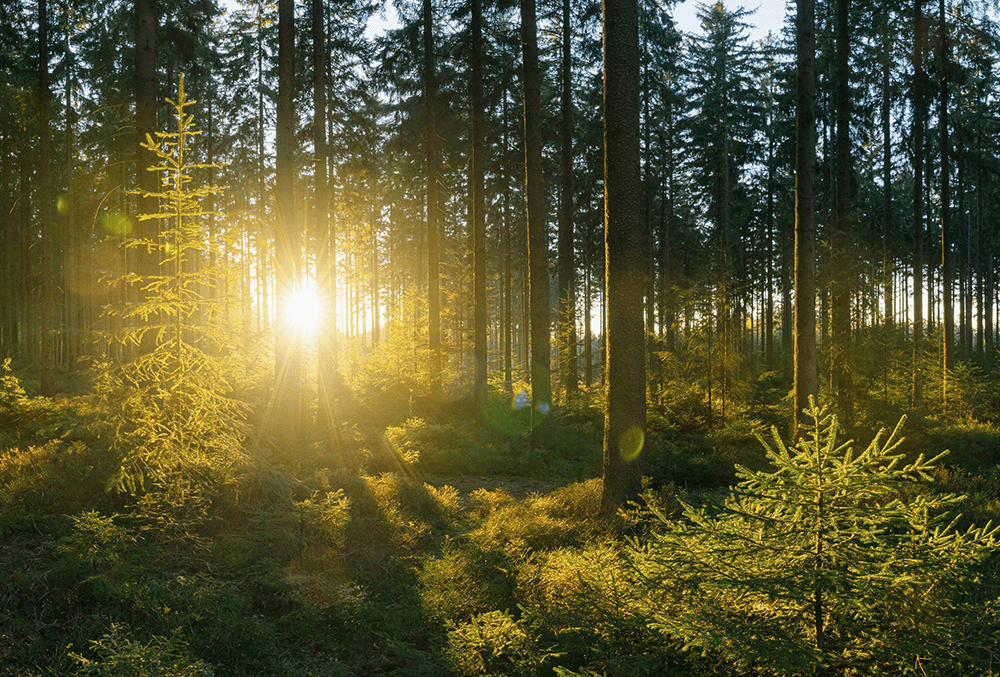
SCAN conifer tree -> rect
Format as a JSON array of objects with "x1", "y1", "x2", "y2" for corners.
[
  {"x1": 102, "y1": 75, "x2": 246, "y2": 498},
  {"x1": 633, "y1": 402, "x2": 998, "y2": 673}
]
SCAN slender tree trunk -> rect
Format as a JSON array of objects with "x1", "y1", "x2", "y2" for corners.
[
  {"x1": 831, "y1": 0, "x2": 852, "y2": 421},
  {"x1": 274, "y1": 0, "x2": 303, "y2": 449},
  {"x1": 134, "y1": 0, "x2": 157, "y2": 356},
  {"x1": 424, "y1": 0, "x2": 442, "y2": 397},
  {"x1": 521, "y1": 0, "x2": 551, "y2": 414},
  {"x1": 503, "y1": 87, "x2": 513, "y2": 393},
  {"x1": 601, "y1": 0, "x2": 646, "y2": 513},
  {"x1": 313, "y1": 0, "x2": 336, "y2": 439},
  {"x1": 794, "y1": 0, "x2": 818, "y2": 436},
  {"x1": 39, "y1": 0, "x2": 55, "y2": 396},
  {"x1": 765, "y1": 98, "x2": 775, "y2": 371},
  {"x1": 472, "y1": 0, "x2": 488, "y2": 414},
  {"x1": 939, "y1": 0, "x2": 952, "y2": 407},
  {"x1": 912, "y1": 0, "x2": 925, "y2": 409},
  {"x1": 882, "y1": 16, "x2": 893, "y2": 330},
  {"x1": 977, "y1": 151, "x2": 985, "y2": 358},
  {"x1": 557, "y1": 0, "x2": 577, "y2": 401}
]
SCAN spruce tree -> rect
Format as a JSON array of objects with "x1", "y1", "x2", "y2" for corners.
[{"x1": 633, "y1": 401, "x2": 998, "y2": 673}]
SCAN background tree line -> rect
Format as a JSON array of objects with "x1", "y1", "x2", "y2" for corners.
[{"x1": 4, "y1": 0, "x2": 1000, "y2": 497}]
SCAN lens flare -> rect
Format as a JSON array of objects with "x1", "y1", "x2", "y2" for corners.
[
  {"x1": 285, "y1": 282, "x2": 322, "y2": 335},
  {"x1": 618, "y1": 427, "x2": 645, "y2": 462}
]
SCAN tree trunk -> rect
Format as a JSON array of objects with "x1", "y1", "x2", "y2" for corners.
[
  {"x1": 831, "y1": 0, "x2": 852, "y2": 421},
  {"x1": 134, "y1": 0, "x2": 157, "y2": 356},
  {"x1": 882, "y1": 15, "x2": 893, "y2": 330},
  {"x1": 39, "y1": 0, "x2": 55, "y2": 396},
  {"x1": 472, "y1": 0, "x2": 488, "y2": 414},
  {"x1": 939, "y1": 0, "x2": 952, "y2": 407},
  {"x1": 521, "y1": 0, "x2": 551, "y2": 414},
  {"x1": 912, "y1": 0, "x2": 925, "y2": 409},
  {"x1": 424, "y1": 0, "x2": 442, "y2": 397},
  {"x1": 601, "y1": 0, "x2": 646, "y2": 513},
  {"x1": 794, "y1": 0, "x2": 818, "y2": 435},
  {"x1": 274, "y1": 0, "x2": 303, "y2": 450},
  {"x1": 557, "y1": 0, "x2": 577, "y2": 402},
  {"x1": 313, "y1": 0, "x2": 336, "y2": 439}
]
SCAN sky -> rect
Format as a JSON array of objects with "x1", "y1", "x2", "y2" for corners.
[
  {"x1": 364, "y1": 0, "x2": 791, "y2": 45},
  {"x1": 673, "y1": 0, "x2": 790, "y2": 42}
]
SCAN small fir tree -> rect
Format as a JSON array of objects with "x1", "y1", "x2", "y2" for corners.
[
  {"x1": 99, "y1": 75, "x2": 247, "y2": 501},
  {"x1": 631, "y1": 400, "x2": 997, "y2": 675}
]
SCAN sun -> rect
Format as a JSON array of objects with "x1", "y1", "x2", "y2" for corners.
[{"x1": 284, "y1": 281, "x2": 322, "y2": 336}]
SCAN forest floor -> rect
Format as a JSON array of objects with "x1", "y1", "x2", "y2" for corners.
[{"x1": 1, "y1": 362, "x2": 999, "y2": 676}]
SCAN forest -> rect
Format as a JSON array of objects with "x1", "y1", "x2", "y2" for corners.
[{"x1": 2, "y1": 0, "x2": 1000, "y2": 674}]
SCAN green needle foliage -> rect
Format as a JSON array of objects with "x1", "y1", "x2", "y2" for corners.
[
  {"x1": 631, "y1": 399, "x2": 998, "y2": 675},
  {"x1": 98, "y1": 75, "x2": 247, "y2": 504}
]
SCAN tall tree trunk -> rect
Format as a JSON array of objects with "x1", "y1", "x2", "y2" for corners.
[
  {"x1": 831, "y1": 0, "x2": 852, "y2": 421},
  {"x1": 274, "y1": 0, "x2": 303, "y2": 450},
  {"x1": 134, "y1": 0, "x2": 157, "y2": 356},
  {"x1": 765, "y1": 93, "x2": 775, "y2": 371},
  {"x1": 313, "y1": 0, "x2": 336, "y2": 440},
  {"x1": 939, "y1": 0, "x2": 952, "y2": 407},
  {"x1": 472, "y1": 0, "x2": 488, "y2": 414},
  {"x1": 39, "y1": 0, "x2": 55, "y2": 396},
  {"x1": 503, "y1": 86, "x2": 513, "y2": 393},
  {"x1": 521, "y1": 0, "x2": 551, "y2": 414},
  {"x1": 601, "y1": 0, "x2": 645, "y2": 513},
  {"x1": 424, "y1": 0, "x2": 442, "y2": 397},
  {"x1": 794, "y1": 0, "x2": 818, "y2": 436},
  {"x1": 882, "y1": 15, "x2": 893, "y2": 330},
  {"x1": 557, "y1": 0, "x2": 577, "y2": 401},
  {"x1": 912, "y1": 0, "x2": 925, "y2": 409}
]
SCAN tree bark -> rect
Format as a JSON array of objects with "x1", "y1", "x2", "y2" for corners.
[
  {"x1": 274, "y1": 0, "x2": 303, "y2": 450},
  {"x1": 557, "y1": 0, "x2": 577, "y2": 401},
  {"x1": 39, "y1": 0, "x2": 55, "y2": 396},
  {"x1": 521, "y1": 0, "x2": 551, "y2": 413},
  {"x1": 831, "y1": 0, "x2": 852, "y2": 421},
  {"x1": 472, "y1": 0, "x2": 488, "y2": 415},
  {"x1": 134, "y1": 0, "x2": 157, "y2": 357},
  {"x1": 882, "y1": 15, "x2": 893, "y2": 330},
  {"x1": 939, "y1": 0, "x2": 953, "y2": 408},
  {"x1": 601, "y1": 0, "x2": 646, "y2": 513},
  {"x1": 912, "y1": 0, "x2": 925, "y2": 409},
  {"x1": 424, "y1": 0, "x2": 442, "y2": 397},
  {"x1": 794, "y1": 0, "x2": 818, "y2": 436}
]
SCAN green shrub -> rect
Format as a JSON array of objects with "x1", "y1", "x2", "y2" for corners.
[
  {"x1": 71, "y1": 625, "x2": 213, "y2": 677},
  {"x1": 445, "y1": 610, "x2": 540, "y2": 677},
  {"x1": 631, "y1": 401, "x2": 998, "y2": 675},
  {"x1": 56, "y1": 511, "x2": 136, "y2": 574},
  {"x1": 418, "y1": 540, "x2": 515, "y2": 624}
]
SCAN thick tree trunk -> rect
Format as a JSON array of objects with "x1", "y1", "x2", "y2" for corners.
[
  {"x1": 794, "y1": 0, "x2": 818, "y2": 436},
  {"x1": 472, "y1": 0, "x2": 488, "y2": 414},
  {"x1": 601, "y1": 0, "x2": 646, "y2": 513},
  {"x1": 521, "y1": 0, "x2": 551, "y2": 413}
]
